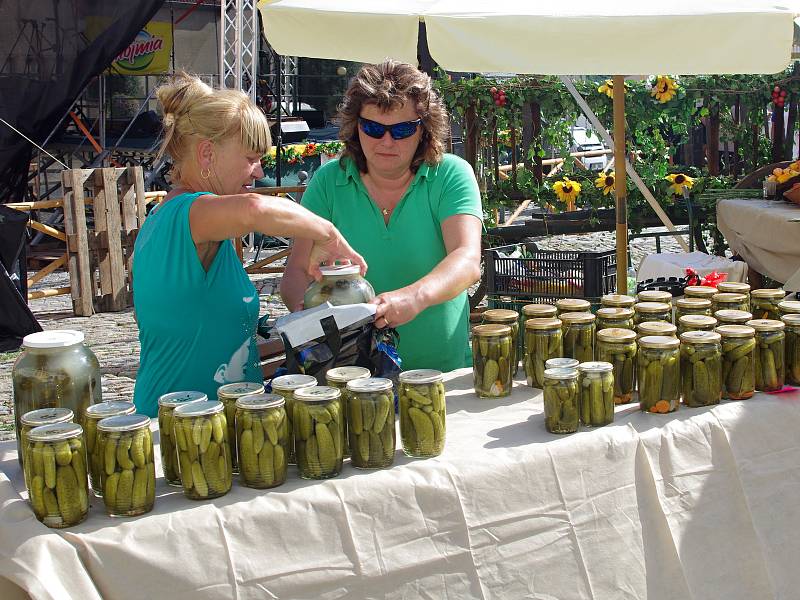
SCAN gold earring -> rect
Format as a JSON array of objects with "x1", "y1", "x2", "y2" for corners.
[{"x1": 200, "y1": 168, "x2": 211, "y2": 179}]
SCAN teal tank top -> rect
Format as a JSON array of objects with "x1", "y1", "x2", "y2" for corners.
[{"x1": 132, "y1": 192, "x2": 262, "y2": 416}]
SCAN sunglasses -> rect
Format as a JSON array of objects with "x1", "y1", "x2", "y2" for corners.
[{"x1": 358, "y1": 117, "x2": 422, "y2": 140}]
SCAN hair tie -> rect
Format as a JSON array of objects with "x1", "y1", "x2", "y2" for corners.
[{"x1": 163, "y1": 113, "x2": 176, "y2": 128}]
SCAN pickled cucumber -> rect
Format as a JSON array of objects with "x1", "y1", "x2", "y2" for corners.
[
  {"x1": 577, "y1": 368, "x2": 614, "y2": 427},
  {"x1": 472, "y1": 327, "x2": 514, "y2": 397},
  {"x1": 348, "y1": 391, "x2": 395, "y2": 468},
  {"x1": 97, "y1": 423, "x2": 156, "y2": 516},
  {"x1": 753, "y1": 331, "x2": 785, "y2": 392},
  {"x1": 174, "y1": 410, "x2": 233, "y2": 500},
  {"x1": 719, "y1": 332, "x2": 756, "y2": 400},
  {"x1": 399, "y1": 380, "x2": 446, "y2": 457},
  {"x1": 596, "y1": 332, "x2": 637, "y2": 405},
  {"x1": 524, "y1": 325, "x2": 563, "y2": 389},
  {"x1": 236, "y1": 403, "x2": 289, "y2": 489},
  {"x1": 637, "y1": 340, "x2": 681, "y2": 413},
  {"x1": 543, "y1": 376, "x2": 579, "y2": 434},
  {"x1": 563, "y1": 324, "x2": 595, "y2": 363},
  {"x1": 785, "y1": 321, "x2": 800, "y2": 386},
  {"x1": 680, "y1": 336, "x2": 723, "y2": 407},
  {"x1": 294, "y1": 399, "x2": 343, "y2": 479}
]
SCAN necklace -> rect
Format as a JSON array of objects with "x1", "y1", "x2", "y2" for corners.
[{"x1": 382, "y1": 207, "x2": 390, "y2": 216}]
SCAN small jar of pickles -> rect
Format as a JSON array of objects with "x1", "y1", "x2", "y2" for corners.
[
  {"x1": 675, "y1": 297, "x2": 712, "y2": 320},
  {"x1": 345, "y1": 379, "x2": 395, "y2": 469},
  {"x1": 577, "y1": 361, "x2": 615, "y2": 427},
  {"x1": 638, "y1": 290, "x2": 673, "y2": 304},
  {"x1": 601, "y1": 294, "x2": 636, "y2": 309},
  {"x1": 472, "y1": 324, "x2": 513, "y2": 398},
  {"x1": 325, "y1": 366, "x2": 371, "y2": 457},
  {"x1": 294, "y1": 386, "x2": 345, "y2": 478},
  {"x1": 157, "y1": 391, "x2": 207, "y2": 487},
  {"x1": 778, "y1": 300, "x2": 800, "y2": 317},
  {"x1": 711, "y1": 293, "x2": 749, "y2": 314},
  {"x1": 524, "y1": 318, "x2": 563, "y2": 388},
  {"x1": 637, "y1": 320, "x2": 677, "y2": 339},
  {"x1": 556, "y1": 298, "x2": 591, "y2": 316},
  {"x1": 596, "y1": 307, "x2": 635, "y2": 331},
  {"x1": 522, "y1": 303, "x2": 557, "y2": 320},
  {"x1": 782, "y1": 314, "x2": 800, "y2": 386},
  {"x1": 483, "y1": 308, "x2": 520, "y2": 376},
  {"x1": 683, "y1": 286, "x2": 717, "y2": 301},
  {"x1": 542, "y1": 368, "x2": 579, "y2": 434},
  {"x1": 637, "y1": 336, "x2": 681, "y2": 413},
  {"x1": 398, "y1": 370, "x2": 445, "y2": 458},
  {"x1": 235, "y1": 393, "x2": 289, "y2": 489},
  {"x1": 633, "y1": 302, "x2": 672, "y2": 326},
  {"x1": 717, "y1": 325, "x2": 756, "y2": 400},
  {"x1": 751, "y1": 289, "x2": 786, "y2": 321},
  {"x1": 717, "y1": 281, "x2": 751, "y2": 310},
  {"x1": 596, "y1": 328, "x2": 637, "y2": 405},
  {"x1": 679, "y1": 330, "x2": 722, "y2": 407},
  {"x1": 677, "y1": 315, "x2": 718, "y2": 336},
  {"x1": 714, "y1": 309, "x2": 753, "y2": 326},
  {"x1": 84, "y1": 401, "x2": 136, "y2": 496},
  {"x1": 747, "y1": 319, "x2": 786, "y2": 392},
  {"x1": 19, "y1": 407, "x2": 73, "y2": 475},
  {"x1": 546, "y1": 357, "x2": 579, "y2": 370},
  {"x1": 217, "y1": 382, "x2": 264, "y2": 474},
  {"x1": 560, "y1": 312, "x2": 595, "y2": 363},
  {"x1": 270, "y1": 374, "x2": 317, "y2": 464}
]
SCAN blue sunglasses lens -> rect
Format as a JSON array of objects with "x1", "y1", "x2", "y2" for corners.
[{"x1": 359, "y1": 118, "x2": 420, "y2": 140}]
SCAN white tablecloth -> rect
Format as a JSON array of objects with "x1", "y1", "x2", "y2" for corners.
[
  {"x1": 2, "y1": 370, "x2": 800, "y2": 599},
  {"x1": 637, "y1": 250, "x2": 748, "y2": 284},
  {"x1": 716, "y1": 198, "x2": 800, "y2": 288}
]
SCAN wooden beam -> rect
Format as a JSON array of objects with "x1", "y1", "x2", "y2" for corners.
[
  {"x1": 501, "y1": 199, "x2": 532, "y2": 227},
  {"x1": 27, "y1": 254, "x2": 67, "y2": 287},
  {"x1": 7, "y1": 190, "x2": 165, "y2": 212},
  {"x1": 29, "y1": 220, "x2": 66, "y2": 242},
  {"x1": 28, "y1": 286, "x2": 71, "y2": 300},
  {"x1": 613, "y1": 75, "x2": 628, "y2": 294}
]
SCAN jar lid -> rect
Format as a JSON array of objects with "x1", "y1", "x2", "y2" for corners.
[
  {"x1": 399, "y1": 369, "x2": 443, "y2": 384},
  {"x1": 751, "y1": 288, "x2": 785, "y2": 299},
  {"x1": 714, "y1": 309, "x2": 752, "y2": 323},
  {"x1": 28, "y1": 422, "x2": 83, "y2": 442},
  {"x1": 217, "y1": 382, "x2": 265, "y2": 399},
  {"x1": 597, "y1": 327, "x2": 637, "y2": 342},
  {"x1": 235, "y1": 393, "x2": 285, "y2": 410},
  {"x1": 325, "y1": 366, "x2": 371, "y2": 383},
  {"x1": 294, "y1": 385, "x2": 343, "y2": 402},
  {"x1": 483, "y1": 308, "x2": 518, "y2": 323},
  {"x1": 601, "y1": 294, "x2": 636, "y2": 307},
  {"x1": 174, "y1": 400, "x2": 224, "y2": 418},
  {"x1": 676, "y1": 297, "x2": 712, "y2": 309},
  {"x1": 522, "y1": 303, "x2": 557, "y2": 317},
  {"x1": 545, "y1": 358, "x2": 579, "y2": 370},
  {"x1": 634, "y1": 301, "x2": 671, "y2": 313},
  {"x1": 85, "y1": 401, "x2": 136, "y2": 419},
  {"x1": 472, "y1": 323, "x2": 511, "y2": 337},
  {"x1": 680, "y1": 330, "x2": 721, "y2": 344},
  {"x1": 678, "y1": 315, "x2": 717, "y2": 327},
  {"x1": 556, "y1": 298, "x2": 591, "y2": 311},
  {"x1": 559, "y1": 311, "x2": 595, "y2": 324},
  {"x1": 712, "y1": 292, "x2": 747, "y2": 303},
  {"x1": 683, "y1": 286, "x2": 717, "y2": 298},
  {"x1": 596, "y1": 307, "x2": 634, "y2": 319},
  {"x1": 97, "y1": 414, "x2": 150, "y2": 433},
  {"x1": 22, "y1": 329, "x2": 84, "y2": 349},
  {"x1": 319, "y1": 264, "x2": 360, "y2": 276},
  {"x1": 717, "y1": 282, "x2": 751, "y2": 294},
  {"x1": 21, "y1": 407, "x2": 74, "y2": 427},
  {"x1": 637, "y1": 321, "x2": 677, "y2": 336},
  {"x1": 577, "y1": 361, "x2": 614, "y2": 373},
  {"x1": 271, "y1": 374, "x2": 318, "y2": 391},
  {"x1": 525, "y1": 317, "x2": 562, "y2": 330},
  {"x1": 779, "y1": 300, "x2": 800, "y2": 313},
  {"x1": 746, "y1": 318, "x2": 786, "y2": 331},
  {"x1": 782, "y1": 314, "x2": 800, "y2": 326},
  {"x1": 716, "y1": 324, "x2": 755, "y2": 338},
  {"x1": 638, "y1": 290, "x2": 673, "y2": 302},
  {"x1": 158, "y1": 391, "x2": 208, "y2": 408},
  {"x1": 346, "y1": 378, "x2": 393, "y2": 393},
  {"x1": 639, "y1": 335, "x2": 680, "y2": 349},
  {"x1": 543, "y1": 367, "x2": 578, "y2": 380}
]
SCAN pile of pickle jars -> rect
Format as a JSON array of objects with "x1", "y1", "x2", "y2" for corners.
[
  {"x1": 398, "y1": 370, "x2": 446, "y2": 458},
  {"x1": 747, "y1": 319, "x2": 786, "y2": 392},
  {"x1": 596, "y1": 328, "x2": 637, "y2": 405},
  {"x1": 524, "y1": 318, "x2": 563, "y2": 388},
  {"x1": 633, "y1": 302, "x2": 672, "y2": 326},
  {"x1": 675, "y1": 297, "x2": 712, "y2": 320},
  {"x1": 560, "y1": 312, "x2": 595, "y2": 363},
  {"x1": 596, "y1": 307, "x2": 635, "y2": 331},
  {"x1": 293, "y1": 386, "x2": 345, "y2": 479},
  {"x1": 637, "y1": 336, "x2": 681, "y2": 413},
  {"x1": 156, "y1": 391, "x2": 206, "y2": 487},
  {"x1": 677, "y1": 315, "x2": 718, "y2": 336},
  {"x1": 750, "y1": 289, "x2": 785, "y2": 321},
  {"x1": 345, "y1": 378, "x2": 395, "y2": 469},
  {"x1": 679, "y1": 331, "x2": 723, "y2": 407},
  {"x1": 714, "y1": 309, "x2": 753, "y2": 326},
  {"x1": 711, "y1": 293, "x2": 749, "y2": 314},
  {"x1": 717, "y1": 325, "x2": 756, "y2": 400},
  {"x1": 235, "y1": 393, "x2": 289, "y2": 489},
  {"x1": 637, "y1": 320, "x2": 677, "y2": 339},
  {"x1": 472, "y1": 324, "x2": 514, "y2": 398},
  {"x1": 577, "y1": 362, "x2": 615, "y2": 427},
  {"x1": 717, "y1": 282, "x2": 751, "y2": 310}
]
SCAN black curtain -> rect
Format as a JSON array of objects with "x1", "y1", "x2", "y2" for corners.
[
  {"x1": 0, "y1": 0, "x2": 165, "y2": 202},
  {"x1": 0, "y1": 204, "x2": 40, "y2": 351}
]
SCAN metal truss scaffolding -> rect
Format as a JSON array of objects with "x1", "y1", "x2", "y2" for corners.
[{"x1": 220, "y1": 0, "x2": 258, "y2": 100}]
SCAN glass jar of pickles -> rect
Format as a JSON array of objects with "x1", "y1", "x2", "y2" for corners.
[
  {"x1": 325, "y1": 366, "x2": 371, "y2": 457},
  {"x1": 173, "y1": 400, "x2": 233, "y2": 500},
  {"x1": 717, "y1": 325, "x2": 756, "y2": 400},
  {"x1": 398, "y1": 370, "x2": 445, "y2": 458},
  {"x1": 675, "y1": 297, "x2": 712, "y2": 320},
  {"x1": 344, "y1": 379, "x2": 395, "y2": 469},
  {"x1": 303, "y1": 264, "x2": 375, "y2": 309},
  {"x1": 601, "y1": 294, "x2": 636, "y2": 309},
  {"x1": 683, "y1": 286, "x2": 717, "y2": 301},
  {"x1": 634, "y1": 302, "x2": 672, "y2": 326},
  {"x1": 524, "y1": 318, "x2": 563, "y2": 388},
  {"x1": 560, "y1": 312, "x2": 595, "y2": 363},
  {"x1": 747, "y1": 319, "x2": 786, "y2": 392},
  {"x1": 714, "y1": 309, "x2": 753, "y2": 326},
  {"x1": 638, "y1": 290, "x2": 673, "y2": 304},
  {"x1": 472, "y1": 324, "x2": 513, "y2": 398},
  {"x1": 596, "y1": 328, "x2": 637, "y2": 405},
  {"x1": 20, "y1": 408, "x2": 73, "y2": 487},
  {"x1": 596, "y1": 307, "x2": 635, "y2": 331},
  {"x1": 751, "y1": 289, "x2": 785, "y2": 321},
  {"x1": 13, "y1": 330, "x2": 102, "y2": 466},
  {"x1": 637, "y1": 321, "x2": 677, "y2": 339},
  {"x1": 638, "y1": 336, "x2": 681, "y2": 413},
  {"x1": 235, "y1": 393, "x2": 289, "y2": 489},
  {"x1": 711, "y1": 293, "x2": 748, "y2": 314},
  {"x1": 216, "y1": 382, "x2": 264, "y2": 474},
  {"x1": 25, "y1": 422, "x2": 88, "y2": 528},
  {"x1": 543, "y1": 368, "x2": 579, "y2": 434},
  {"x1": 522, "y1": 303, "x2": 557, "y2": 320},
  {"x1": 96, "y1": 414, "x2": 155, "y2": 517},
  {"x1": 679, "y1": 330, "x2": 722, "y2": 407},
  {"x1": 294, "y1": 386, "x2": 345, "y2": 478},
  {"x1": 717, "y1": 282, "x2": 751, "y2": 310},
  {"x1": 577, "y1": 361, "x2": 614, "y2": 427},
  {"x1": 483, "y1": 308, "x2": 520, "y2": 376},
  {"x1": 84, "y1": 401, "x2": 137, "y2": 496},
  {"x1": 157, "y1": 391, "x2": 206, "y2": 487},
  {"x1": 677, "y1": 315, "x2": 718, "y2": 336},
  {"x1": 555, "y1": 298, "x2": 591, "y2": 316},
  {"x1": 778, "y1": 300, "x2": 800, "y2": 316},
  {"x1": 270, "y1": 374, "x2": 317, "y2": 464},
  {"x1": 546, "y1": 358, "x2": 579, "y2": 370},
  {"x1": 782, "y1": 314, "x2": 800, "y2": 386}
]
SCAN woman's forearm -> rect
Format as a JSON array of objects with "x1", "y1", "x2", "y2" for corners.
[
  {"x1": 408, "y1": 248, "x2": 481, "y2": 311},
  {"x1": 247, "y1": 194, "x2": 334, "y2": 243}
]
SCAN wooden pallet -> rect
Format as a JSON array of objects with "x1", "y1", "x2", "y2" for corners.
[{"x1": 61, "y1": 167, "x2": 147, "y2": 316}]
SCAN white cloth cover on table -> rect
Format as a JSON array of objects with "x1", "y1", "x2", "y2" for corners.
[{"x1": 637, "y1": 250, "x2": 748, "y2": 285}]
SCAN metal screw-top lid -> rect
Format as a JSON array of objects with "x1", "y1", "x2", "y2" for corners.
[
  {"x1": 235, "y1": 393, "x2": 285, "y2": 410},
  {"x1": 525, "y1": 317, "x2": 562, "y2": 330},
  {"x1": 294, "y1": 385, "x2": 343, "y2": 402},
  {"x1": 683, "y1": 286, "x2": 717, "y2": 299},
  {"x1": 559, "y1": 311, "x2": 595, "y2": 324},
  {"x1": 399, "y1": 369, "x2": 443, "y2": 384},
  {"x1": 634, "y1": 301, "x2": 671, "y2": 313},
  {"x1": 680, "y1": 330, "x2": 722, "y2": 344},
  {"x1": 597, "y1": 327, "x2": 637, "y2": 343},
  {"x1": 746, "y1": 318, "x2": 786, "y2": 332},
  {"x1": 270, "y1": 374, "x2": 317, "y2": 391},
  {"x1": 97, "y1": 414, "x2": 150, "y2": 433},
  {"x1": 21, "y1": 407, "x2": 74, "y2": 427},
  {"x1": 28, "y1": 422, "x2": 83, "y2": 442},
  {"x1": 319, "y1": 264, "x2": 360, "y2": 276},
  {"x1": 472, "y1": 323, "x2": 512, "y2": 337},
  {"x1": 577, "y1": 361, "x2": 614, "y2": 373},
  {"x1": 639, "y1": 335, "x2": 680, "y2": 349},
  {"x1": 325, "y1": 366, "x2": 371, "y2": 383},
  {"x1": 217, "y1": 382, "x2": 265, "y2": 399},
  {"x1": 638, "y1": 290, "x2": 674, "y2": 302},
  {"x1": 545, "y1": 358, "x2": 579, "y2": 370},
  {"x1": 522, "y1": 303, "x2": 557, "y2": 318},
  {"x1": 483, "y1": 309, "x2": 519, "y2": 323},
  {"x1": 596, "y1": 307, "x2": 634, "y2": 319},
  {"x1": 174, "y1": 400, "x2": 224, "y2": 418},
  {"x1": 678, "y1": 315, "x2": 717, "y2": 327},
  {"x1": 676, "y1": 297, "x2": 712, "y2": 309},
  {"x1": 158, "y1": 391, "x2": 208, "y2": 408},
  {"x1": 637, "y1": 321, "x2": 677, "y2": 336},
  {"x1": 543, "y1": 367, "x2": 578, "y2": 380},
  {"x1": 714, "y1": 309, "x2": 752, "y2": 324},
  {"x1": 778, "y1": 300, "x2": 800, "y2": 314},
  {"x1": 751, "y1": 288, "x2": 785, "y2": 299},
  {"x1": 712, "y1": 292, "x2": 747, "y2": 303},
  {"x1": 601, "y1": 294, "x2": 636, "y2": 307},
  {"x1": 716, "y1": 324, "x2": 756, "y2": 338},
  {"x1": 717, "y1": 282, "x2": 751, "y2": 294},
  {"x1": 85, "y1": 401, "x2": 136, "y2": 419},
  {"x1": 782, "y1": 314, "x2": 800, "y2": 326},
  {"x1": 556, "y1": 298, "x2": 591, "y2": 311},
  {"x1": 22, "y1": 329, "x2": 84, "y2": 349},
  {"x1": 345, "y1": 378, "x2": 393, "y2": 393}
]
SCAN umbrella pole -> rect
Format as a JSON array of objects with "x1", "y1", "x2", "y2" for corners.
[{"x1": 613, "y1": 75, "x2": 628, "y2": 294}]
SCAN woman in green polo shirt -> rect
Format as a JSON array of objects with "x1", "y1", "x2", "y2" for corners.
[{"x1": 281, "y1": 60, "x2": 483, "y2": 372}]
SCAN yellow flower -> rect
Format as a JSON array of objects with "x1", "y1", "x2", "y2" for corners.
[
  {"x1": 595, "y1": 171, "x2": 615, "y2": 196},
  {"x1": 665, "y1": 173, "x2": 695, "y2": 195},
  {"x1": 651, "y1": 75, "x2": 678, "y2": 103},
  {"x1": 597, "y1": 79, "x2": 629, "y2": 99},
  {"x1": 553, "y1": 177, "x2": 582, "y2": 205}
]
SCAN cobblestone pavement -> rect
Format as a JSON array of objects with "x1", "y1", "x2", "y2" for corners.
[{"x1": 0, "y1": 228, "x2": 684, "y2": 441}]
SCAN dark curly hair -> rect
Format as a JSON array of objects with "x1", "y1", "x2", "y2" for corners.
[{"x1": 337, "y1": 60, "x2": 449, "y2": 174}]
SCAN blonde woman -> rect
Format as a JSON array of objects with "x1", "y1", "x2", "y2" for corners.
[{"x1": 132, "y1": 73, "x2": 365, "y2": 417}]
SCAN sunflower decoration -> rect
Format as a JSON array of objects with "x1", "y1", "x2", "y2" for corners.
[
  {"x1": 595, "y1": 171, "x2": 615, "y2": 196},
  {"x1": 597, "y1": 79, "x2": 630, "y2": 99},
  {"x1": 665, "y1": 173, "x2": 694, "y2": 196},
  {"x1": 650, "y1": 75, "x2": 678, "y2": 103},
  {"x1": 553, "y1": 177, "x2": 582, "y2": 208}
]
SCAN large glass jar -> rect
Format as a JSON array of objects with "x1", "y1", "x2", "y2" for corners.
[
  {"x1": 235, "y1": 393, "x2": 289, "y2": 489},
  {"x1": 84, "y1": 401, "x2": 136, "y2": 496},
  {"x1": 346, "y1": 378, "x2": 395, "y2": 469},
  {"x1": 677, "y1": 315, "x2": 718, "y2": 336},
  {"x1": 638, "y1": 336, "x2": 681, "y2": 413},
  {"x1": 173, "y1": 400, "x2": 233, "y2": 500},
  {"x1": 601, "y1": 294, "x2": 636, "y2": 309},
  {"x1": 747, "y1": 319, "x2": 786, "y2": 392},
  {"x1": 26, "y1": 422, "x2": 89, "y2": 528},
  {"x1": 751, "y1": 289, "x2": 785, "y2": 321},
  {"x1": 633, "y1": 302, "x2": 672, "y2": 326},
  {"x1": 596, "y1": 328, "x2": 637, "y2": 405},
  {"x1": 303, "y1": 265, "x2": 375, "y2": 309},
  {"x1": 543, "y1": 368, "x2": 579, "y2": 434},
  {"x1": 325, "y1": 366, "x2": 371, "y2": 458},
  {"x1": 638, "y1": 290, "x2": 673, "y2": 304},
  {"x1": 717, "y1": 282, "x2": 751, "y2": 311},
  {"x1": 596, "y1": 307, "x2": 635, "y2": 331},
  {"x1": 717, "y1": 325, "x2": 756, "y2": 400},
  {"x1": 637, "y1": 320, "x2": 677, "y2": 339},
  {"x1": 293, "y1": 386, "x2": 344, "y2": 479},
  {"x1": 782, "y1": 314, "x2": 800, "y2": 386},
  {"x1": 157, "y1": 391, "x2": 206, "y2": 487},
  {"x1": 577, "y1": 361, "x2": 614, "y2": 427},
  {"x1": 217, "y1": 382, "x2": 264, "y2": 474},
  {"x1": 683, "y1": 286, "x2": 717, "y2": 301},
  {"x1": 679, "y1": 330, "x2": 723, "y2": 407},
  {"x1": 398, "y1": 370, "x2": 445, "y2": 458},
  {"x1": 555, "y1": 298, "x2": 591, "y2": 316},
  {"x1": 96, "y1": 414, "x2": 155, "y2": 517},
  {"x1": 524, "y1": 318, "x2": 563, "y2": 388},
  {"x1": 270, "y1": 374, "x2": 317, "y2": 464},
  {"x1": 778, "y1": 300, "x2": 800, "y2": 316},
  {"x1": 711, "y1": 293, "x2": 749, "y2": 314},
  {"x1": 483, "y1": 308, "x2": 520, "y2": 376},
  {"x1": 472, "y1": 324, "x2": 513, "y2": 398},
  {"x1": 714, "y1": 309, "x2": 753, "y2": 326},
  {"x1": 20, "y1": 408, "x2": 73, "y2": 486},
  {"x1": 13, "y1": 330, "x2": 101, "y2": 466},
  {"x1": 675, "y1": 298, "x2": 712, "y2": 320},
  {"x1": 560, "y1": 312, "x2": 596, "y2": 363}
]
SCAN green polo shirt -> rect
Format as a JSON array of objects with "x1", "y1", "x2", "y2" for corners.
[{"x1": 300, "y1": 154, "x2": 483, "y2": 372}]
